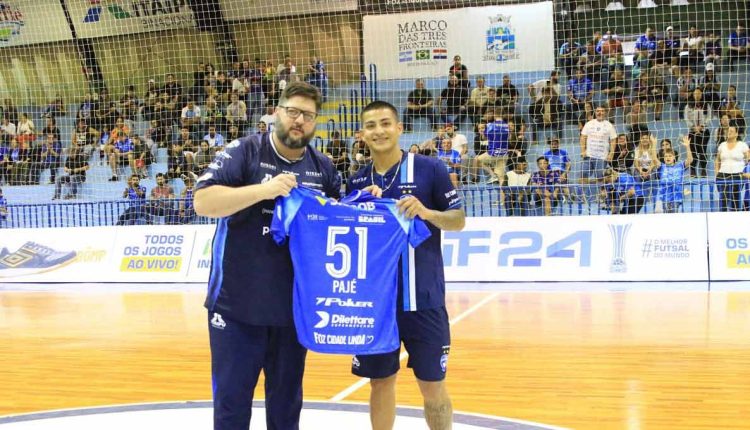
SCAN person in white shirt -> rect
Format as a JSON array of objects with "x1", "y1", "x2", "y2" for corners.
[
  {"x1": 258, "y1": 105, "x2": 276, "y2": 133},
  {"x1": 714, "y1": 125, "x2": 750, "y2": 211},
  {"x1": 444, "y1": 122, "x2": 470, "y2": 182},
  {"x1": 1, "y1": 117, "x2": 16, "y2": 145},
  {"x1": 180, "y1": 100, "x2": 202, "y2": 135},
  {"x1": 580, "y1": 105, "x2": 617, "y2": 184},
  {"x1": 528, "y1": 70, "x2": 562, "y2": 102},
  {"x1": 503, "y1": 157, "x2": 531, "y2": 216}
]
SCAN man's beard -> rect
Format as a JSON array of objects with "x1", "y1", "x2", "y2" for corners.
[{"x1": 275, "y1": 121, "x2": 313, "y2": 149}]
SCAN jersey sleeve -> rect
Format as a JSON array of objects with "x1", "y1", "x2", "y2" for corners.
[
  {"x1": 270, "y1": 187, "x2": 306, "y2": 245},
  {"x1": 194, "y1": 138, "x2": 250, "y2": 191},
  {"x1": 431, "y1": 158, "x2": 463, "y2": 211},
  {"x1": 408, "y1": 217, "x2": 432, "y2": 248}
]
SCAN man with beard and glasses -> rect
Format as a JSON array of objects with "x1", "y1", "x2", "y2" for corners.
[{"x1": 194, "y1": 81, "x2": 340, "y2": 430}]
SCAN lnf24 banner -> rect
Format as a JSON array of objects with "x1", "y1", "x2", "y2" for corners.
[
  {"x1": 1, "y1": 212, "x2": 731, "y2": 284},
  {"x1": 441, "y1": 214, "x2": 710, "y2": 282},
  {"x1": 363, "y1": 2, "x2": 555, "y2": 80}
]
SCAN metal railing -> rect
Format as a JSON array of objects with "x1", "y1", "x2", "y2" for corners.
[{"x1": 1, "y1": 180, "x2": 747, "y2": 229}]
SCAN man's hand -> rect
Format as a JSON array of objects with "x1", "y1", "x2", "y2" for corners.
[
  {"x1": 362, "y1": 185, "x2": 383, "y2": 198},
  {"x1": 396, "y1": 195, "x2": 432, "y2": 220},
  {"x1": 261, "y1": 173, "x2": 297, "y2": 199}
]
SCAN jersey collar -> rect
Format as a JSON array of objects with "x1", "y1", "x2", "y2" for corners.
[{"x1": 270, "y1": 132, "x2": 307, "y2": 164}]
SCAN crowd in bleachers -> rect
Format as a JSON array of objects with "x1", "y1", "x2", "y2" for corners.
[
  {"x1": 397, "y1": 24, "x2": 750, "y2": 215},
  {"x1": 0, "y1": 23, "x2": 749, "y2": 225},
  {"x1": 0, "y1": 54, "x2": 329, "y2": 225}
]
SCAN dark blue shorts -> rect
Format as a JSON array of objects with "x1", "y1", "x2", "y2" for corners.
[
  {"x1": 208, "y1": 311, "x2": 306, "y2": 430},
  {"x1": 351, "y1": 307, "x2": 451, "y2": 382}
]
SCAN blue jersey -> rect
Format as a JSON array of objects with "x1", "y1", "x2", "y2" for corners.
[
  {"x1": 436, "y1": 149, "x2": 461, "y2": 174},
  {"x1": 729, "y1": 31, "x2": 748, "y2": 48},
  {"x1": 658, "y1": 162, "x2": 688, "y2": 203},
  {"x1": 613, "y1": 173, "x2": 644, "y2": 197},
  {"x1": 543, "y1": 149, "x2": 570, "y2": 172},
  {"x1": 0, "y1": 196, "x2": 7, "y2": 220},
  {"x1": 126, "y1": 186, "x2": 146, "y2": 208},
  {"x1": 485, "y1": 120, "x2": 509, "y2": 157},
  {"x1": 635, "y1": 34, "x2": 657, "y2": 52},
  {"x1": 272, "y1": 187, "x2": 430, "y2": 354},
  {"x1": 195, "y1": 133, "x2": 341, "y2": 326},
  {"x1": 347, "y1": 152, "x2": 462, "y2": 311},
  {"x1": 567, "y1": 77, "x2": 592, "y2": 100}
]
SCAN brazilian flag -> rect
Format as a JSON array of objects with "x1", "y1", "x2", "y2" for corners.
[{"x1": 416, "y1": 50, "x2": 430, "y2": 60}]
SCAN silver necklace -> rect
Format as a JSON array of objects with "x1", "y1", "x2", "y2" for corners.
[{"x1": 370, "y1": 157, "x2": 402, "y2": 193}]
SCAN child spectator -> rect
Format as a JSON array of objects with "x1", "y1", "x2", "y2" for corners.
[
  {"x1": 531, "y1": 156, "x2": 561, "y2": 216},
  {"x1": 503, "y1": 157, "x2": 531, "y2": 216},
  {"x1": 436, "y1": 138, "x2": 461, "y2": 189},
  {"x1": 657, "y1": 136, "x2": 693, "y2": 213},
  {"x1": 601, "y1": 168, "x2": 646, "y2": 214}
]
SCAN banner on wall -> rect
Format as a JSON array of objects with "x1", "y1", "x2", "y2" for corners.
[
  {"x1": 0, "y1": 225, "x2": 216, "y2": 283},
  {"x1": 0, "y1": 0, "x2": 73, "y2": 47},
  {"x1": 67, "y1": 0, "x2": 196, "y2": 39},
  {"x1": 707, "y1": 212, "x2": 750, "y2": 281},
  {"x1": 0, "y1": 213, "x2": 715, "y2": 284},
  {"x1": 220, "y1": 0, "x2": 357, "y2": 21},
  {"x1": 359, "y1": 0, "x2": 536, "y2": 14},
  {"x1": 442, "y1": 214, "x2": 709, "y2": 282},
  {"x1": 362, "y1": 2, "x2": 555, "y2": 80}
]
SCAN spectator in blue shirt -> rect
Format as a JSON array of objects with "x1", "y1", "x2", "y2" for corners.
[
  {"x1": 543, "y1": 137, "x2": 571, "y2": 185},
  {"x1": 559, "y1": 35, "x2": 583, "y2": 76},
  {"x1": 475, "y1": 108, "x2": 510, "y2": 184},
  {"x1": 437, "y1": 137, "x2": 461, "y2": 189},
  {"x1": 601, "y1": 168, "x2": 646, "y2": 214},
  {"x1": 116, "y1": 174, "x2": 148, "y2": 225},
  {"x1": 728, "y1": 24, "x2": 749, "y2": 66},
  {"x1": 305, "y1": 55, "x2": 328, "y2": 101},
  {"x1": 202, "y1": 124, "x2": 225, "y2": 150},
  {"x1": 657, "y1": 136, "x2": 693, "y2": 213},
  {"x1": 743, "y1": 160, "x2": 750, "y2": 210},
  {"x1": 567, "y1": 68, "x2": 593, "y2": 122},
  {"x1": 531, "y1": 156, "x2": 561, "y2": 215},
  {"x1": 634, "y1": 27, "x2": 658, "y2": 64},
  {"x1": 109, "y1": 133, "x2": 134, "y2": 182}
]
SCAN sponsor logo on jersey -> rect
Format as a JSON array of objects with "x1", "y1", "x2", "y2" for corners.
[
  {"x1": 314, "y1": 311, "x2": 375, "y2": 329},
  {"x1": 357, "y1": 215, "x2": 386, "y2": 224},
  {"x1": 316, "y1": 297, "x2": 374, "y2": 308}
]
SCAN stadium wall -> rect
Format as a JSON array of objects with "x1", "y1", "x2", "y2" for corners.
[{"x1": 2, "y1": 212, "x2": 748, "y2": 283}]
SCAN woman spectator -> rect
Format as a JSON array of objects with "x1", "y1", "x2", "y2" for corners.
[
  {"x1": 684, "y1": 88, "x2": 712, "y2": 177},
  {"x1": 449, "y1": 55, "x2": 470, "y2": 88},
  {"x1": 715, "y1": 114, "x2": 731, "y2": 152},
  {"x1": 610, "y1": 133, "x2": 634, "y2": 172},
  {"x1": 657, "y1": 138, "x2": 675, "y2": 164},
  {"x1": 714, "y1": 126, "x2": 749, "y2": 211},
  {"x1": 633, "y1": 134, "x2": 659, "y2": 178},
  {"x1": 7, "y1": 138, "x2": 29, "y2": 185},
  {"x1": 626, "y1": 98, "x2": 649, "y2": 146},
  {"x1": 16, "y1": 113, "x2": 35, "y2": 149},
  {"x1": 193, "y1": 140, "x2": 214, "y2": 176}
]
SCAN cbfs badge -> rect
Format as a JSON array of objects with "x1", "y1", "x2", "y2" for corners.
[
  {"x1": 484, "y1": 14, "x2": 518, "y2": 62},
  {"x1": 609, "y1": 224, "x2": 632, "y2": 273}
]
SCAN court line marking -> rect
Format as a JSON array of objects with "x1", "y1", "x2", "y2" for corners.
[{"x1": 329, "y1": 291, "x2": 502, "y2": 402}]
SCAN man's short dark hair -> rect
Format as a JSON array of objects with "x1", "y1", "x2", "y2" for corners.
[
  {"x1": 537, "y1": 156, "x2": 547, "y2": 163},
  {"x1": 278, "y1": 81, "x2": 322, "y2": 111},
  {"x1": 361, "y1": 101, "x2": 399, "y2": 121},
  {"x1": 156, "y1": 173, "x2": 165, "y2": 179}
]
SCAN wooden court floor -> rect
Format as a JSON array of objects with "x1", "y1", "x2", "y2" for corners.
[{"x1": 1, "y1": 287, "x2": 750, "y2": 429}]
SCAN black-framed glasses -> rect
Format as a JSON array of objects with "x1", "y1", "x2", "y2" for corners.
[{"x1": 278, "y1": 105, "x2": 317, "y2": 122}]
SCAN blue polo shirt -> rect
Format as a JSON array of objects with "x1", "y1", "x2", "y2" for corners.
[
  {"x1": 436, "y1": 148, "x2": 461, "y2": 174},
  {"x1": 729, "y1": 31, "x2": 748, "y2": 48},
  {"x1": 195, "y1": 133, "x2": 341, "y2": 326},
  {"x1": 612, "y1": 172, "x2": 644, "y2": 198},
  {"x1": 543, "y1": 149, "x2": 570, "y2": 172},
  {"x1": 346, "y1": 152, "x2": 462, "y2": 311},
  {"x1": 126, "y1": 186, "x2": 147, "y2": 209},
  {"x1": 567, "y1": 78, "x2": 592, "y2": 101},
  {"x1": 635, "y1": 34, "x2": 657, "y2": 53},
  {"x1": 485, "y1": 119, "x2": 509, "y2": 157},
  {"x1": 658, "y1": 161, "x2": 688, "y2": 203}
]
